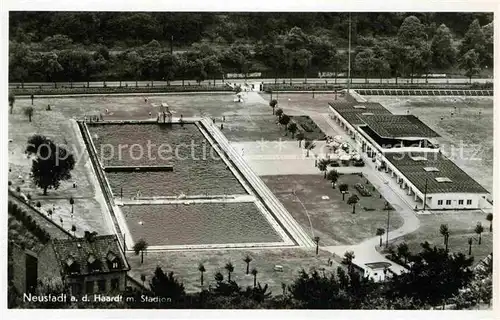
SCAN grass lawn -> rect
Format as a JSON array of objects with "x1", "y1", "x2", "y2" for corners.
[
  {"x1": 127, "y1": 247, "x2": 339, "y2": 295},
  {"x1": 383, "y1": 210, "x2": 493, "y2": 264},
  {"x1": 365, "y1": 96, "x2": 493, "y2": 193},
  {"x1": 261, "y1": 173, "x2": 404, "y2": 246}
]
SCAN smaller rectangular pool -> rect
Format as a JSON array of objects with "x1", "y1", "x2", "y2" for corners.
[{"x1": 122, "y1": 203, "x2": 283, "y2": 246}]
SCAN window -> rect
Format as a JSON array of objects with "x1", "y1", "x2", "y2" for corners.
[
  {"x1": 98, "y1": 280, "x2": 106, "y2": 292},
  {"x1": 85, "y1": 281, "x2": 94, "y2": 294},
  {"x1": 71, "y1": 283, "x2": 82, "y2": 295},
  {"x1": 111, "y1": 278, "x2": 119, "y2": 290},
  {"x1": 438, "y1": 200, "x2": 443, "y2": 205},
  {"x1": 459, "y1": 200, "x2": 464, "y2": 205},
  {"x1": 112, "y1": 262, "x2": 119, "y2": 269},
  {"x1": 467, "y1": 199, "x2": 472, "y2": 205},
  {"x1": 435, "y1": 177, "x2": 452, "y2": 183},
  {"x1": 446, "y1": 200, "x2": 452, "y2": 205}
]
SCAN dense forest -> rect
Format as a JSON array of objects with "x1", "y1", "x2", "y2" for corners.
[{"x1": 9, "y1": 12, "x2": 494, "y2": 83}]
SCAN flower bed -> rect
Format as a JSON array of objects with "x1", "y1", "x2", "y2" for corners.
[
  {"x1": 11, "y1": 84, "x2": 233, "y2": 96},
  {"x1": 354, "y1": 183, "x2": 372, "y2": 197},
  {"x1": 290, "y1": 115, "x2": 326, "y2": 141}
]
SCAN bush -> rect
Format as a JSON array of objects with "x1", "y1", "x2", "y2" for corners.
[
  {"x1": 353, "y1": 159, "x2": 365, "y2": 167},
  {"x1": 26, "y1": 194, "x2": 32, "y2": 200},
  {"x1": 341, "y1": 160, "x2": 350, "y2": 166},
  {"x1": 331, "y1": 161, "x2": 340, "y2": 167},
  {"x1": 355, "y1": 183, "x2": 372, "y2": 197},
  {"x1": 35, "y1": 201, "x2": 41, "y2": 208},
  {"x1": 8, "y1": 181, "x2": 12, "y2": 186},
  {"x1": 363, "y1": 207, "x2": 376, "y2": 211},
  {"x1": 15, "y1": 186, "x2": 20, "y2": 192}
]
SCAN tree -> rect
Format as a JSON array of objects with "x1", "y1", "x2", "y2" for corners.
[
  {"x1": 224, "y1": 262, "x2": 234, "y2": 282},
  {"x1": 159, "y1": 52, "x2": 178, "y2": 84},
  {"x1": 347, "y1": 194, "x2": 360, "y2": 214},
  {"x1": 275, "y1": 108, "x2": 283, "y2": 120},
  {"x1": 439, "y1": 224, "x2": 450, "y2": 251},
  {"x1": 69, "y1": 197, "x2": 74, "y2": 214},
  {"x1": 149, "y1": 267, "x2": 185, "y2": 303},
  {"x1": 398, "y1": 15, "x2": 427, "y2": 46},
  {"x1": 214, "y1": 271, "x2": 224, "y2": 283},
  {"x1": 198, "y1": 263, "x2": 206, "y2": 286},
  {"x1": 293, "y1": 48, "x2": 312, "y2": 83},
  {"x1": 475, "y1": 223, "x2": 484, "y2": 245},
  {"x1": 24, "y1": 106, "x2": 34, "y2": 122},
  {"x1": 376, "y1": 228, "x2": 385, "y2": 247},
  {"x1": 339, "y1": 183, "x2": 349, "y2": 200},
  {"x1": 313, "y1": 236, "x2": 320, "y2": 255},
  {"x1": 296, "y1": 131, "x2": 305, "y2": 148},
  {"x1": 486, "y1": 213, "x2": 493, "y2": 232},
  {"x1": 342, "y1": 251, "x2": 355, "y2": 272},
  {"x1": 317, "y1": 159, "x2": 329, "y2": 178},
  {"x1": 396, "y1": 242, "x2": 410, "y2": 264},
  {"x1": 243, "y1": 255, "x2": 253, "y2": 275},
  {"x1": 460, "y1": 19, "x2": 486, "y2": 59},
  {"x1": 431, "y1": 24, "x2": 456, "y2": 69},
  {"x1": 387, "y1": 241, "x2": 474, "y2": 306},
  {"x1": 251, "y1": 268, "x2": 258, "y2": 287},
  {"x1": 467, "y1": 237, "x2": 473, "y2": 255},
  {"x1": 133, "y1": 239, "x2": 148, "y2": 264},
  {"x1": 140, "y1": 274, "x2": 146, "y2": 287},
  {"x1": 304, "y1": 140, "x2": 315, "y2": 157},
  {"x1": 354, "y1": 49, "x2": 376, "y2": 81},
  {"x1": 71, "y1": 224, "x2": 76, "y2": 237},
  {"x1": 326, "y1": 169, "x2": 339, "y2": 188},
  {"x1": 25, "y1": 135, "x2": 75, "y2": 195},
  {"x1": 8, "y1": 92, "x2": 15, "y2": 114},
  {"x1": 459, "y1": 49, "x2": 481, "y2": 82},
  {"x1": 278, "y1": 114, "x2": 291, "y2": 134},
  {"x1": 269, "y1": 99, "x2": 278, "y2": 115},
  {"x1": 287, "y1": 122, "x2": 298, "y2": 138}
]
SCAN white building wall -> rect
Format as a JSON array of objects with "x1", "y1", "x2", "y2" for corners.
[{"x1": 427, "y1": 193, "x2": 488, "y2": 210}]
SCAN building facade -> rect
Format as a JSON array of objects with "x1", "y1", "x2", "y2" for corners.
[{"x1": 328, "y1": 101, "x2": 489, "y2": 210}]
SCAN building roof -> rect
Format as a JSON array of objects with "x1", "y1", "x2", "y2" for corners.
[
  {"x1": 385, "y1": 152, "x2": 488, "y2": 194},
  {"x1": 358, "y1": 114, "x2": 440, "y2": 139},
  {"x1": 328, "y1": 101, "x2": 392, "y2": 126},
  {"x1": 51, "y1": 234, "x2": 129, "y2": 276}
]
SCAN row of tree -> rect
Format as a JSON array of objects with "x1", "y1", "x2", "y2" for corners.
[
  {"x1": 9, "y1": 17, "x2": 493, "y2": 83},
  {"x1": 8, "y1": 201, "x2": 51, "y2": 243},
  {"x1": 11, "y1": 241, "x2": 489, "y2": 309},
  {"x1": 10, "y1": 12, "x2": 492, "y2": 47}
]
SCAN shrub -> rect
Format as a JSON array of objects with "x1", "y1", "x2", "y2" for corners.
[
  {"x1": 331, "y1": 161, "x2": 340, "y2": 167},
  {"x1": 355, "y1": 183, "x2": 372, "y2": 197},
  {"x1": 35, "y1": 201, "x2": 41, "y2": 208},
  {"x1": 15, "y1": 186, "x2": 20, "y2": 192},
  {"x1": 8, "y1": 181, "x2": 12, "y2": 186},
  {"x1": 26, "y1": 194, "x2": 32, "y2": 200},
  {"x1": 341, "y1": 160, "x2": 350, "y2": 166}
]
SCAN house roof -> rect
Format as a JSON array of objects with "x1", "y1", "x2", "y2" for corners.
[
  {"x1": 51, "y1": 234, "x2": 129, "y2": 276},
  {"x1": 385, "y1": 152, "x2": 488, "y2": 194},
  {"x1": 358, "y1": 114, "x2": 440, "y2": 139},
  {"x1": 328, "y1": 101, "x2": 392, "y2": 126}
]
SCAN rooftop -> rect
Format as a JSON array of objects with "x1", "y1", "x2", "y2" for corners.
[
  {"x1": 328, "y1": 101, "x2": 392, "y2": 126},
  {"x1": 51, "y1": 234, "x2": 129, "y2": 276},
  {"x1": 358, "y1": 114, "x2": 440, "y2": 139},
  {"x1": 385, "y1": 152, "x2": 488, "y2": 194}
]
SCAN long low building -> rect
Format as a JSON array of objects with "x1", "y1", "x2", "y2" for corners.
[{"x1": 328, "y1": 100, "x2": 489, "y2": 210}]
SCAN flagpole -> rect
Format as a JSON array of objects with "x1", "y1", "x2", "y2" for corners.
[{"x1": 347, "y1": 12, "x2": 351, "y2": 93}]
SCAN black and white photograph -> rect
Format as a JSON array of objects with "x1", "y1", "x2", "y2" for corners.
[{"x1": 3, "y1": 1, "x2": 497, "y2": 316}]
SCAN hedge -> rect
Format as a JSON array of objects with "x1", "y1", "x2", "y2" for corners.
[
  {"x1": 12, "y1": 84, "x2": 233, "y2": 96},
  {"x1": 8, "y1": 201, "x2": 51, "y2": 243}
]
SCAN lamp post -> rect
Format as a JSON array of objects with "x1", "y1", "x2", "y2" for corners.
[
  {"x1": 385, "y1": 201, "x2": 391, "y2": 248},
  {"x1": 422, "y1": 178, "x2": 428, "y2": 210}
]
